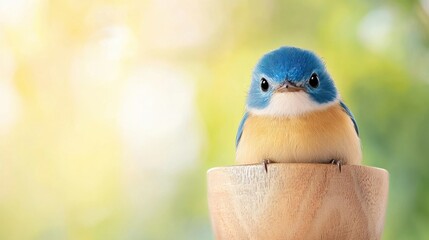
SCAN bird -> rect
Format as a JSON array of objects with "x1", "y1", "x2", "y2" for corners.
[{"x1": 235, "y1": 46, "x2": 361, "y2": 172}]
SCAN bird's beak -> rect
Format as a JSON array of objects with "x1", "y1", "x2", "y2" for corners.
[{"x1": 276, "y1": 81, "x2": 305, "y2": 93}]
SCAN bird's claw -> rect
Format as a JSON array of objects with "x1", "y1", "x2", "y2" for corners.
[
  {"x1": 330, "y1": 159, "x2": 342, "y2": 172},
  {"x1": 262, "y1": 159, "x2": 272, "y2": 173}
]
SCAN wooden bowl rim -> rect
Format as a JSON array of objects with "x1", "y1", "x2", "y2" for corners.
[{"x1": 207, "y1": 163, "x2": 388, "y2": 175}]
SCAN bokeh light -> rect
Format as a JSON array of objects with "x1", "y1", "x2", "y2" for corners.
[{"x1": 0, "y1": 0, "x2": 429, "y2": 239}]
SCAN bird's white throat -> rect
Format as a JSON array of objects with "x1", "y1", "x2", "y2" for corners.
[{"x1": 248, "y1": 92, "x2": 338, "y2": 117}]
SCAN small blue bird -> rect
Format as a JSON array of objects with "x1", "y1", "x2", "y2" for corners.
[{"x1": 235, "y1": 47, "x2": 361, "y2": 171}]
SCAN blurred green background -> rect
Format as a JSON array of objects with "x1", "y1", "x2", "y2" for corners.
[{"x1": 1, "y1": 0, "x2": 429, "y2": 239}]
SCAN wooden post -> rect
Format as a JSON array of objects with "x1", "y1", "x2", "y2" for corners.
[{"x1": 207, "y1": 163, "x2": 388, "y2": 240}]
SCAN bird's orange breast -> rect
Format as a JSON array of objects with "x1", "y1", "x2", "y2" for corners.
[{"x1": 236, "y1": 104, "x2": 362, "y2": 165}]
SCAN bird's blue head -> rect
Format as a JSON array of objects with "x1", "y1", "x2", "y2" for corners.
[{"x1": 247, "y1": 46, "x2": 338, "y2": 116}]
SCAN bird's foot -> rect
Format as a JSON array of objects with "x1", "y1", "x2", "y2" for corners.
[
  {"x1": 330, "y1": 159, "x2": 342, "y2": 173},
  {"x1": 262, "y1": 159, "x2": 273, "y2": 173}
]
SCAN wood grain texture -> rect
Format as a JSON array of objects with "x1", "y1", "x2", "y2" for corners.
[{"x1": 207, "y1": 163, "x2": 388, "y2": 240}]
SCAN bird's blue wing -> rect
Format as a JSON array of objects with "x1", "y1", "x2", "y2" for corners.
[
  {"x1": 236, "y1": 112, "x2": 249, "y2": 148},
  {"x1": 340, "y1": 101, "x2": 359, "y2": 136}
]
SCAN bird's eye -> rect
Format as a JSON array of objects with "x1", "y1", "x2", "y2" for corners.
[
  {"x1": 309, "y1": 73, "x2": 319, "y2": 88},
  {"x1": 260, "y1": 78, "x2": 269, "y2": 92}
]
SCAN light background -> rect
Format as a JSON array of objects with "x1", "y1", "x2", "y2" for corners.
[{"x1": 1, "y1": 0, "x2": 429, "y2": 239}]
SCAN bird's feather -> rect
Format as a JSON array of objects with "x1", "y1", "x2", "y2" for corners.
[
  {"x1": 236, "y1": 112, "x2": 249, "y2": 148},
  {"x1": 339, "y1": 101, "x2": 359, "y2": 136},
  {"x1": 235, "y1": 104, "x2": 361, "y2": 165}
]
